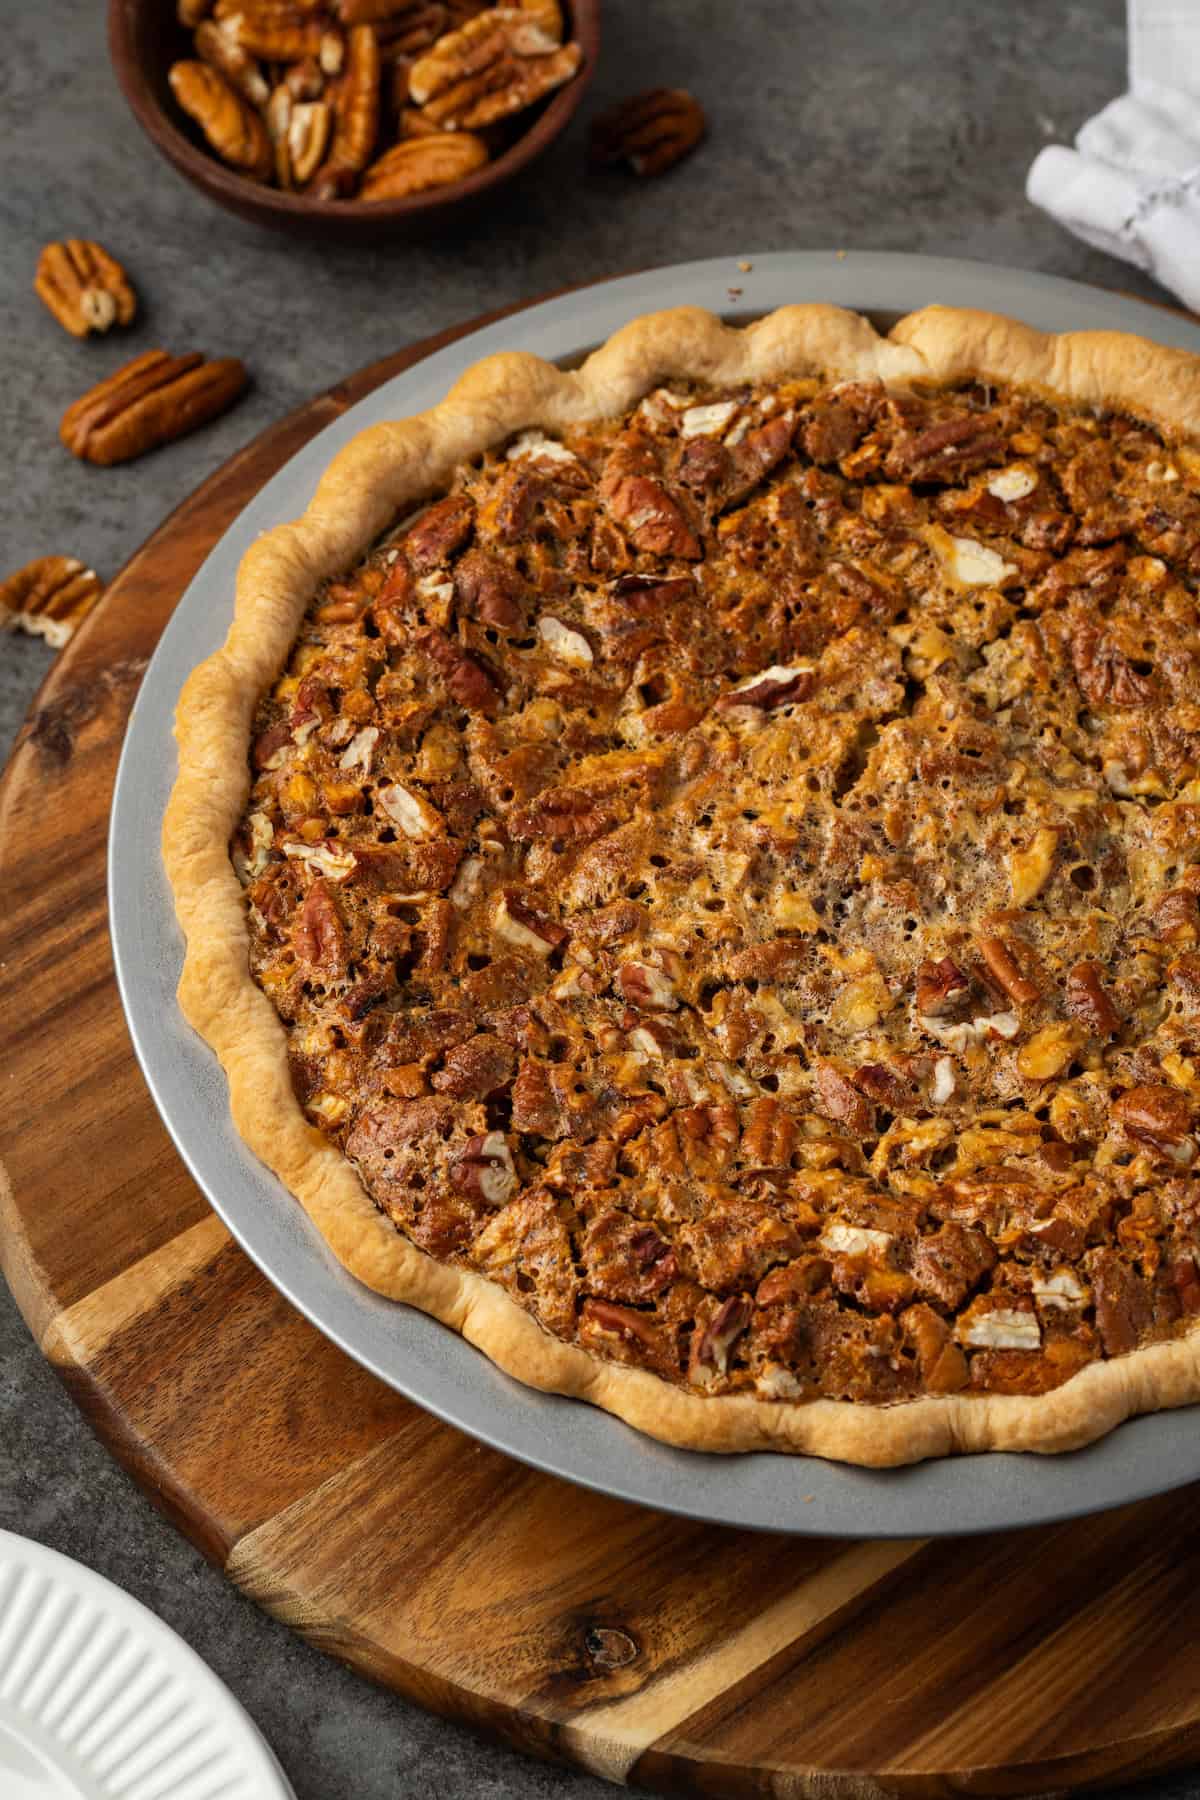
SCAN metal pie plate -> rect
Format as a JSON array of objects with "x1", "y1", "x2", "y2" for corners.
[{"x1": 111, "y1": 252, "x2": 1200, "y2": 1537}]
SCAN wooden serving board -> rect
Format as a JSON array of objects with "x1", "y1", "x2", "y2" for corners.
[{"x1": 4, "y1": 304, "x2": 1200, "y2": 1800}]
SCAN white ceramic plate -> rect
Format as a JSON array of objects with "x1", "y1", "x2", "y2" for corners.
[
  {"x1": 0, "y1": 1531, "x2": 293, "y2": 1800},
  {"x1": 111, "y1": 252, "x2": 1200, "y2": 1537}
]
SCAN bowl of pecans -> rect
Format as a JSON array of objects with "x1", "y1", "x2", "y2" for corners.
[{"x1": 108, "y1": 0, "x2": 599, "y2": 239}]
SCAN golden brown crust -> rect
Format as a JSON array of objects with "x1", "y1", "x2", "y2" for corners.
[{"x1": 164, "y1": 302, "x2": 1200, "y2": 1466}]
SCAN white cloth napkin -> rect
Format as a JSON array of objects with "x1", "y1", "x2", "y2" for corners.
[{"x1": 1027, "y1": 0, "x2": 1200, "y2": 309}]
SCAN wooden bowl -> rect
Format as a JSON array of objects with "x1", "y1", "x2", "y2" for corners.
[{"x1": 108, "y1": 0, "x2": 600, "y2": 241}]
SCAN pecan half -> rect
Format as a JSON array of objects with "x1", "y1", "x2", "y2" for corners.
[
  {"x1": 580, "y1": 1298, "x2": 662, "y2": 1352},
  {"x1": 337, "y1": 0, "x2": 445, "y2": 20},
  {"x1": 599, "y1": 471, "x2": 700, "y2": 560},
  {"x1": 410, "y1": 7, "x2": 564, "y2": 105},
  {"x1": 215, "y1": 1, "x2": 339, "y2": 65},
  {"x1": 1070, "y1": 625, "x2": 1156, "y2": 707},
  {"x1": 0, "y1": 556, "x2": 104, "y2": 648},
  {"x1": 169, "y1": 60, "x2": 273, "y2": 177},
  {"x1": 270, "y1": 87, "x2": 333, "y2": 186},
  {"x1": 494, "y1": 889, "x2": 567, "y2": 955},
  {"x1": 34, "y1": 240, "x2": 136, "y2": 339},
  {"x1": 977, "y1": 936, "x2": 1040, "y2": 1006},
  {"x1": 359, "y1": 131, "x2": 488, "y2": 197},
  {"x1": 194, "y1": 17, "x2": 270, "y2": 106},
  {"x1": 590, "y1": 87, "x2": 707, "y2": 178},
  {"x1": 313, "y1": 22, "x2": 381, "y2": 191},
  {"x1": 617, "y1": 961, "x2": 678, "y2": 1011},
  {"x1": 61, "y1": 351, "x2": 249, "y2": 466}
]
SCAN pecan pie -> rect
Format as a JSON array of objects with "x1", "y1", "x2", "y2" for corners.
[{"x1": 164, "y1": 303, "x2": 1200, "y2": 1464}]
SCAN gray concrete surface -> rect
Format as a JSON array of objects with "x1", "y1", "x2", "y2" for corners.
[{"x1": 2, "y1": 2, "x2": 1197, "y2": 1796}]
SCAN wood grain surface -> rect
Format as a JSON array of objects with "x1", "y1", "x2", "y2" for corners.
[{"x1": 3, "y1": 304, "x2": 1200, "y2": 1799}]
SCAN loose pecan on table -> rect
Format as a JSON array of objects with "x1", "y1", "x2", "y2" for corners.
[
  {"x1": 60, "y1": 351, "x2": 248, "y2": 466},
  {"x1": 589, "y1": 87, "x2": 706, "y2": 177},
  {"x1": 0, "y1": 557, "x2": 105, "y2": 648},
  {"x1": 34, "y1": 240, "x2": 136, "y2": 339}
]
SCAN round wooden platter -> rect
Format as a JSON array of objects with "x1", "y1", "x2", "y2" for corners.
[{"x1": 4, "y1": 306, "x2": 1200, "y2": 1800}]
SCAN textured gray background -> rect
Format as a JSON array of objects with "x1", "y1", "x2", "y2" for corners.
[{"x1": 1, "y1": 1, "x2": 1195, "y2": 1797}]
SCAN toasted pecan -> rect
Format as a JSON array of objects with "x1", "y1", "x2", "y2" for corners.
[{"x1": 61, "y1": 350, "x2": 248, "y2": 466}]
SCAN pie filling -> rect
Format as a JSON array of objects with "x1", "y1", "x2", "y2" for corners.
[{"x1": 234, "y1": 371, "x2": 1200, "y2": 1406}]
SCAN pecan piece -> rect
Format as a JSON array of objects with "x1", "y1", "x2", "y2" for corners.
[
  {"x1": 168, "y1": 61, "x2": 273, "y2": 178},
  {"x1": 977, "y1": 936, "x2": 1040, "y2": 1006},
  {"x1": 1171, "y1": 1254, "x2": 1200, "y2": 1317},
  {"x1": 432, "y1": 1034, "x2": 515, "y2": 1100},
  {"x1": 852, "y1": 1062, "x2": 912, "y2": 1111},
  {"x1": 34, "y1": 240, "x2": 136, "y2": 339},
  {"x1": 405, "y1": 494, "x2": 475, "y2": 569},
  {"x1": 1070, "y1": 625, "x2": 1156, "y2": 707},
  {"x1": 915, "y1": 956, "x2": 969, "y2": 1016},
  {"x1": 886, "y1": 413, "x2": 1004, "y2": 481},
  {"x1": 813, "y1": 1061, "x2": 875, "y2": 1137},
  {"x1": 312, "y1": 21, "x2": 381, "y2": 192},
  {"x1": 194, "y1": 17, "x2": 270, "y2": 106},
  {"x1": 599, "y1": 468, "x2": 701, "y2": 560},
  {"x1": 61, "y1": 351, "x2": 248, "y2": 466},
  {"x1": 455, "y1": 547, "x2": 525, "y2": 628},
  {"x1": 1112, "y1": 1085, "x2": 1197, "y2": 1166},
  {"x1": 716, "y1": 664, "x2": 813, "y2": 710},
  {"x1": 909, "y1": 1223, "x2": 996, "y2": 1310},
  {"x1": 1089, "y1": 1248, "x2": 1152, "y2": 1356},
  {"x1": 1065, "y1": 961, "x2": 1120, "y2": 1037},
  {"x1": 590, "y1": 87, "x2": 706, "y2": 177},
  {"x1": 689, "y1": 1296, "x2": 752, "y2": 1384},
  {"x1": 360, "y1": 131, "x2": 489, "y2": 197},
  {"x1": 0, "y1": 556, "x2": 104, "y2": 648},
  {"x1": 410, "y1": 6, "x2": 557, "y2": 98},
  {"x1": 1149, "y1": 888, "x2": 1200, "y2": 945},
  {"x1": 494, "y1": 889, "x2": 567, "y2": 955},
  {"x1": 420, "y1": 627, "x2": 503, "y2": 713},
  {"x1": 901, "y1": 1304, "x2": 969, "y2": 1394},
  {"x1": 611, "y1": 571, "x2": 695, "y2": 608},
  {"x1": 579, "y1": 1298, "x2": 664, "y2": 1355},
  {"x1": 582, "y1": 1210, "x2": 676, "y2": 1302},
  {"x1": 292, "y1": 877, "x2": 349, "y2": 978}
]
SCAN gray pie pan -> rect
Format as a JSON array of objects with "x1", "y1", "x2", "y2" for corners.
[{"x1": 110, "y1": 252, "x2": 1200, "y2": 1538}]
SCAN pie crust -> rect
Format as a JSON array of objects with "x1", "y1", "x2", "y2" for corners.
[{"x1": 163, "y1": 302, "x2": 1200, "y2": 1466}]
